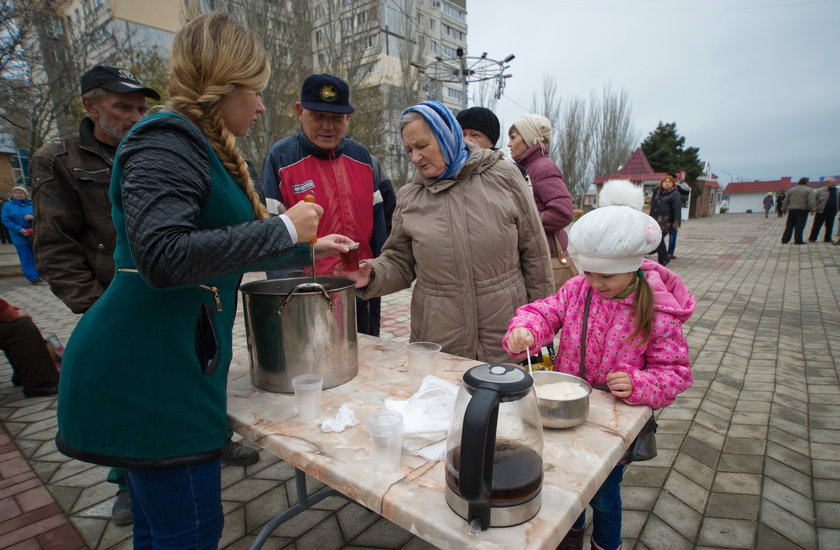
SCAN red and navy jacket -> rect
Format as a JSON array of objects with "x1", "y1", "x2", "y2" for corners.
[{"x1": 261, "y1": 130, "x2": 392, "y2": 275}]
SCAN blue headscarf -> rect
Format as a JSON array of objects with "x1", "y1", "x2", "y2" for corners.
[{"x1": 401, "y1": 100, "x2": 469, "y2": 180}]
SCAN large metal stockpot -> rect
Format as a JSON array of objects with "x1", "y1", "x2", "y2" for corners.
[{"x1": 240, "y1": 277, "x2": 358, "y2": 393}]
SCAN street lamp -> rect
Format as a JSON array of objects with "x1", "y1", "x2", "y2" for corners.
[{"x1": 411, "y1": 49, "x2": 515, "y2": 109}]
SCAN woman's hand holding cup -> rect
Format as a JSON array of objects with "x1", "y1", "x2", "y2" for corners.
[
  {"x1": 285, "y1": 200, "x2": 323, "y2": 243},
  {"x1": 313, "y1": 234, "x2": 355, "y2": 258}
]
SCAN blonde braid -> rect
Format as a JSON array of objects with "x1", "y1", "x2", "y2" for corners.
[
  {"x1": 165, "y1": 11, "x2": 270, "y2": 219},
  {"x1": 205, "y1": 107, "x2": 268, "y2": 219}
]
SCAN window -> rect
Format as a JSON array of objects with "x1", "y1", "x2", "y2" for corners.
[
  {"x1": 442, "y1": 3, "x2": 466, "y2": 22},
  {"x1": 314, "y1": 6, "x2": 321, "y2": 19},
  {"x1": 443, "y1": 24, "x2": 465, "y2": 41},
  {"x1": 357, "y1": 10, "x2": 368, "y2": 25},
  {"x1": 315, "y1": 29, "x2": 323, "y2": 43},
  {"x1": 446, "y1": 87, "x2": 464, "y2": 101},
  {"x1": 430, "y1": 19, "x2": 436, "y2": 31},
  {"x1": 46, "y1": 16, "x2": 63, "y2": 38},
  {"x1": 418, "y1": 13, "x2": 425, "y2": 26},
  {"x1": 430, "y1": 40, "x2": 438, "y2": 52},
  {"x1": 442, "y1": 43, "x2": 457, "y2": 58}
]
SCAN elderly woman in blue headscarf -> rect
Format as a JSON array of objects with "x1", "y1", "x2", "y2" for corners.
[{"x1": 342, "y1": 101, "x2": 553, "y2": 363}]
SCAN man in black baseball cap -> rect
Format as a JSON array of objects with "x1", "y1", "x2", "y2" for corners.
[
  {"x1": 79, "y1": 64, "x2": 161, "y2": 100},
  {"x1": 261, "y1": 73, "x2": 393, "y2": 337}
]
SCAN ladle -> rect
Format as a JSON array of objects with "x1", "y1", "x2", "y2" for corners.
[{"x1": 304, "y1": 195, "x2": 318, "y2": 283}]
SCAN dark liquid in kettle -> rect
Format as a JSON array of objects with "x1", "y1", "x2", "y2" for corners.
[{"x1": 445, "y1": 441, "x2": 543, "y2": 505}]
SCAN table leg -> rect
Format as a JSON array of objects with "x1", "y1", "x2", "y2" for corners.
[{"x1": 249, "y1": 467, "x2": 347, "y2": 550}]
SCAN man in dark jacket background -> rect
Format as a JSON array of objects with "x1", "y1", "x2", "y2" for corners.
[
  {"x1": 261, "y1": 73, "x2": 394, "y2": 336},
  {"x1": 781, "y1": 177, "x2": 816, "y2": 244},
  {"x1": 31, "y1": 65, "x2": 159, "y2": 313},
  {"x1": 808, "y1": 179, "x2": 838, "y2": 242}
]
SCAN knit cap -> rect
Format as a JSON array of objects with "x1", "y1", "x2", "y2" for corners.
[
  {"x1": 569, "y1": 179, "x2": 661, "y2": 274},
  {"x1": 456, "y1": 106, "x2": 500, "y2": 146},
  {"x1": 11, "y1": 186, "x2": 28, "y2": 197},
  {"x1": 512, "y1": 113, "x2": 551, "y2": 147}
]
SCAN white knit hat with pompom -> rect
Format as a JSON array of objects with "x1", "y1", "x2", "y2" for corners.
[{"x1": 569, "y1": 179, "x2": 662, "y2": 274}]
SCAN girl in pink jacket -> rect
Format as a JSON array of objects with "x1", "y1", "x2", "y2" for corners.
[{"x1": 504, "y1": 179, "x2": 695, "y2": 550}]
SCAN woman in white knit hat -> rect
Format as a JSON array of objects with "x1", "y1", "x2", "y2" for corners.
[
  {"x1": 508, "y1": 114, "x2": 574, "y2": 259},
  {"x1": 503, "y1": 179, "x2": 695, "y2": 550}
]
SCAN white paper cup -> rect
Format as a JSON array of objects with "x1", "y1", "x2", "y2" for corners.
[
  {"x1": 406, "y1": 342, "x2": 441, "y2": 388},
  {"x1": 367, "y1": 409, "x2": 404, "y2": 473},
  {"x1": 292, "y1": 374, "x2": 324, "y2": 420}
]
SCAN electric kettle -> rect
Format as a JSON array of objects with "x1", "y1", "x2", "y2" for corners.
[{"x1": 444, "y1": 364, "x2": 543, "y2": 531}]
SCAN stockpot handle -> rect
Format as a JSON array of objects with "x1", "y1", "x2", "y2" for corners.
[{"x1": 278, "y1": 282, "x2": 334, "y2": 314}]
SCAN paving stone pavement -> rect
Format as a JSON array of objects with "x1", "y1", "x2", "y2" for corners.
[{"x1": 0, "y1": 213, "x2": 838, "y2": 549}]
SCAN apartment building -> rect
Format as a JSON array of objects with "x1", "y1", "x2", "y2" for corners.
[
  {"x1": 9, "y1": 1, "x2": 468, "y2": 178},
  {"x1": 57, "y1": 0, "x2": 470, "y2": 110}
]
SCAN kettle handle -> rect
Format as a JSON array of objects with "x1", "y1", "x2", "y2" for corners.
[{"x1": 459, "y1": 386, "x2": 500, "y2": 508}]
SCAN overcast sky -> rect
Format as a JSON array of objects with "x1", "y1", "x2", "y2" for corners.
[{"x1": 466, "y1": 0, "x2": 840, "y2": 183}]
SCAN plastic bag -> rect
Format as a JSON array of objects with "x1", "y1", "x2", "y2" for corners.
[{"x1": 385, "y1": 375, "x2": 459, "y2": 460}]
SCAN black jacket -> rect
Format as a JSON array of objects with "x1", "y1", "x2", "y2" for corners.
[
  {"x1": 650, "y1": 188, "x2": 681, "y2": 230},
  {"x1": 31, "y1": 118, "x2": 117, "y2": 313}
]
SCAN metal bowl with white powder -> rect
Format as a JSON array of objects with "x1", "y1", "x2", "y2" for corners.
[{"x1": 531, "y1": 371, "x2": 591, "y2": 429}]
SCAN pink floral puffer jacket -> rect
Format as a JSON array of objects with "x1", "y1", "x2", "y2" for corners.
[{"x1": 503, "y1": 259, "x2": 695, "y2": 410}]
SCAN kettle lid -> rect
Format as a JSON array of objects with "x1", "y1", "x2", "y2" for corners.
[{"x1": 463, "y1": 364, "x2": 533, "y2": 396}]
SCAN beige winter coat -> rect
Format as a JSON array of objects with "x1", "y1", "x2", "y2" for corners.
[{"x1": 362, "y1": 144, "x2": 553, "y2": 363}]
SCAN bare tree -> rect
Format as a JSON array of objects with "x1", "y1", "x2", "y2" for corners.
[
  {"x1": 529, "y1": 77, "x2": 636, "y2": 207},
  {"x1": 1, "y1": 0, "x2": 139, "y2": 151},
  {"x1": 239, "y1": 1, "x2": 313, "y2": 167},
  {"x1": 312, "y1": 0, "x2": 393, "y2": 167},
  {"x1": 532, "y1": 75, "x2": 563, "y2": 157},
  {"x1": 590, "y1": 82, "x2": 637, "y2": 182},
  {"x1": 379, "y1": 0, "x2": 425, "y2": 187},
  {"x1": 472, "y1": 78, "x2": 499, "y2": 112},
  {"x1": 557, "y1": 96, "x2": 593, "y2": 206},
  {"x1": 530, "y1": 75, "x2": 593, "y2": 205},
  {"x1": 0, "y1": 0, "x2": 24, "y2": 76}
]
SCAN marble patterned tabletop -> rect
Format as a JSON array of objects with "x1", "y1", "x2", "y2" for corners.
[{"x1": 226, "y1": 335, "x2": 650, "y2": 550}]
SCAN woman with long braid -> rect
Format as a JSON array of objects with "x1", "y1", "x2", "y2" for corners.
[{"x1": 55, "y1": 12, "x2": 352, "y2": 547}]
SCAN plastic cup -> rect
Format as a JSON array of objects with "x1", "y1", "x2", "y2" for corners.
[
  {"x1": 367, "y1": 409, "x2": 404, "y2": 473},
  {"x1": 406, "y1": 342, "x2": 441, "y2": 389},
  {"x1": 339, "y1": 243, "x2": 360, "y2": 272},
  {"x1": 292, "y1": 374, "x2": 323, "y2": 420}
]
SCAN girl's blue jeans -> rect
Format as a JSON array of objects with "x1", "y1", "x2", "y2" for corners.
[
  {"x1": 124, "y1": 459, "x2": 223, "y2": 549},
  {"x1": 572, "y1": 463, "x2": 625, "y2": 549}
]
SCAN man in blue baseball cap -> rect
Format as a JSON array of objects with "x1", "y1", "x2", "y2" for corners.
[{"x1": 261, "y1": 74, "x2": 394, "y2": 336}]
